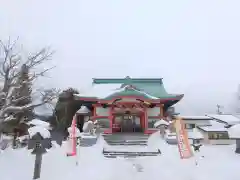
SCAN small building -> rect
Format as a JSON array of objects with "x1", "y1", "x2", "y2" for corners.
[
  {"x1": 197, "y1": 121, "x2": 235, "y2": 145},
  {"x1": 173, "y1": 115, "x2": 213, "y2": 130},
  {"x1": 74, "y1": 77, "x2": 183, "y2": 134},
  {"x1": 172, "y1": 115, "x2": 236, "y2": 145}
]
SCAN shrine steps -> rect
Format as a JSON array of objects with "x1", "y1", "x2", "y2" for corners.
[
  {"x1": 102, "y1": 148, "x2": 161, "y2": 158},
  {"x1": 102, "y1": 133, "x2": 149, "y2": 146}
]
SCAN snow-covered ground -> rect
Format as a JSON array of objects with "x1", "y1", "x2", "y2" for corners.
[{"x1": 1, "y1": 132, "x2": 240, "y2": 180}]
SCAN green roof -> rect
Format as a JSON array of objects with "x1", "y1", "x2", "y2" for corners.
[
  {"x1": 104, "y1": 87, "x2": 158, "y2": 100},
  {"x1": 93, "y1": 77, "x2": 163, "y2": 84},
  {"x1": 93, "y1": 77, "x2": 181, "y2": 99}
]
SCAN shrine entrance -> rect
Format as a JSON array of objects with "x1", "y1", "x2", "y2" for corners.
[
  {"x1": 112, "y1": 113, "x2": 145, "y2": 133},
  {"x1": 121, "y1": 115, "x2": 141, "y2": 132}
]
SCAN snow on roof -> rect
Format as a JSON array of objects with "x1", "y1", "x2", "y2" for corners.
[
  {"x1": 228, "y1": 124, "x2": 240, "y2": 138},
  {"x1": 154, "y1": 119, "x2": 169, "y2": 128},
  {"x1": 197, "y1": 121, "x2": 228, "y2": 132},
  {"x1": 233, "y1": 114, "x2": 240, "y2": 119},
  {"x1": 75, "y1": 84, "x2": 159, "y2": 99},
  {"x1": 28, "y1": 126, "x2": 51, "y2": 139},
  {"x1": 76, "y1": 106, "x2": 90, "y2": 114},
  {"x1": 206, "y1": 114, "x2": 240, "y2": 125},
  {"x1": 75, "y1": 84, "x2": 121, "y2": 98},
  {"x1": 178, "y1": 115, "x2": 213, "y2": 120},
  {"x1": 187, "y1": 128, "x2": 204, "y2": 139},
  {"x1": 134, "y1": 88, "x2": 158, "y2": 99},
  {"x1": 27, "y1": 119, "x2": 51, "y2": 129}
]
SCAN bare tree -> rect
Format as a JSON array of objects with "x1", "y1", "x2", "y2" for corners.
[{"x1": 0, "y1": 38, "x2": 59, "y2": 132}]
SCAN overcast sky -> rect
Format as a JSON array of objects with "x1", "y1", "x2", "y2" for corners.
[{"x1": 1, "y1": 0, "x2": 240, "y2": 115}]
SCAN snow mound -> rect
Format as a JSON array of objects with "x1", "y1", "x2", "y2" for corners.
[
  {"x1": 228, "y1": 124, "x2": 240, "y2": 138},
  {"x1": 154, "y1": 119, "x2": 169, "y2": 128},
  {"x1": 28, "y1": 126, "x2": 51, "y2": 139},
  {"x1": 82, "y1": 121, "x2": 94, "y2": 133},
  {"x1": 188, "y1": 128, "x2": 204, "y2": 139},
  {"x1": 27, "y1": 119, "x2": 51, "y2": 129},
  {"x1": 147, "y1": 131, "x2": 169, "y2": 149},
  {"x1": 67, "y1": 126, "x2": 81, "y2": 137}
]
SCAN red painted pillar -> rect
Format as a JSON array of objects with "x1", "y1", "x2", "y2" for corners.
[
  {"x1": 108, "y1": 105, "x2": 114, "y2": 134},
  {"x1": 92, "y1": 104, "x2": 97, "y2": 121},
  {"x1": 160, "y1": 104, "x2": 164, "y2": 119},
  {"x1": 143, "y1": 107, "x2": 148, "y2": 134}
]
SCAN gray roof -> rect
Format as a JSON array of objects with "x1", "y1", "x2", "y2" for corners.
[{"x1": 76, "y1": 106, "x2": 90, "y2": 114}]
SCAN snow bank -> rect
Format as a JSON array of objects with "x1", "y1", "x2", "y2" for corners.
[{"x1": 1, "y1": 129, "x2": 240, "y2": 180}]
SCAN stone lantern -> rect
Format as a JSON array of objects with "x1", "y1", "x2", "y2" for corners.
[
  {"x1": 28, "y1": 126, "x2": 51, "y2": 179},
  {"x1": 154, "y1": 119, "x2": 169, "y2": 138},
  {"x1": 76, "y1": 106, "x2": 91, "y2": 132}
]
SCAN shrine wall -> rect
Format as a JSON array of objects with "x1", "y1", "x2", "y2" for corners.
[
  {"x1": 147, "y1": 107, "x2": 160, "y2": 116},
  {"x1": 96, "y1": 107, "x2": 109, "y2": 116}
]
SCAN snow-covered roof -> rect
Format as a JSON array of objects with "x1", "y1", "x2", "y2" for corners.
[
  {"x1": 75, "y1": 84, "x2": 159, "y2": 99},
  {"x1": 178, "y1": 115, "x2": 213, "y2": 120},
  {"x1": 206, "y1": 114, "x2": 240, "y2": 125},
  {"x1": 187, "y1": 128, "x2": 204, "y2": 139},
  {"x1": 133, "y1": 88, "x2": 159, "y2": 99},
  {"x1": 154, "y1": 119, "x2": 169, "y2": 128},
  {"x1": 197, "y1": 121, "x2": 228, "y2": 132},
  {"x1": 28, "y1": 126, "x2": 51, "y2": 139},
  {"x1": 228, "y1": 124, "x2": 240, "y2": 138},
  {"x1": 75, "y1": 84, "x2": 121, "y2": 98},
  {"x1": 27, "y1": 119, "x2": 51, "y2": 129},
  {"x1": 76, "y1": 106, "x2": 90, "y2": 114}
]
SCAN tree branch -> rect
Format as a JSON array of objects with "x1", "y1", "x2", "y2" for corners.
[{"x1": 0, "y1": 38, "x2": 57, "y2": 128}]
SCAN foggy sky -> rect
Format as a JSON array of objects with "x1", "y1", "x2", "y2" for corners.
[{"x1": 1, "y1": 0, "x2": 240, "y2": 115}]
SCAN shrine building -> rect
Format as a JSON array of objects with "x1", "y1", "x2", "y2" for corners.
[{"x1": 74, "y1": 77, "x2": 183, "y2": 134}]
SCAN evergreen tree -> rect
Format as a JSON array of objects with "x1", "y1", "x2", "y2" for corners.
[
  {"x1": 51, "y1": 88, "x2": 82, "y2": 132},
  {"x1": 14, "y1": 64, "x2": 33, "y2": 122}
]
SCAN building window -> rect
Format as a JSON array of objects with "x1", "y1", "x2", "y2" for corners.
[
  {"x1": 97, "y1": 118, "x2": 110, "y2": 128},
  {"x1": 208, "y1": 132, "x2": 229, "y2": 140},
  {"x1": 185, "y1": 124, "x2": 196, "y2": 129},
  {"x1": 148, "y1": 119, "x2": 157, "y2": 128}
]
